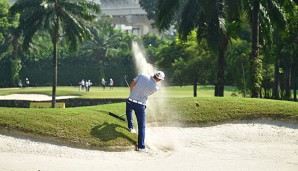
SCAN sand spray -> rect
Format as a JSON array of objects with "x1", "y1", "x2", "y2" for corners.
[{"x1": 131, "y1": 41, "x2": 180, "y2": 152}]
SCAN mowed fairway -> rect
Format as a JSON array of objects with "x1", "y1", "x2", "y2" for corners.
[{"x1": 0, "y1": 85, "x2": 237, "y2": 98}]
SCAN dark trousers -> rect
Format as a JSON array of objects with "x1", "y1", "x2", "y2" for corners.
[{"x1": 126, "y1": 99, "x2": 146, "y2": 149}]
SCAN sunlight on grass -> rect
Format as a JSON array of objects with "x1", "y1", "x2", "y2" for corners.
[
  {"x1": 1, "y1": 85, "x2": 297, "y2": 151},
  {"x1": 0, "y1": 85, "x2": 238, "y2": 98}
]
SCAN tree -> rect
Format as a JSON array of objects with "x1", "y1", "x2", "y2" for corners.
[
  {"x1": 10, "y1": 0, "x2": 100, "y2": 107},
  {"x1": 155, "y1": 0, "x2": 241, "y2": 97},
  {"x1": 241, "y1": 0, "x2": 297, "y2": 98},
  {"x1": 225, "y1": 38, "x2": 250, "y2": 97},
  {"x1": 141, "y1": 33, "x2": 166, "y2": 64},
  {"x1": 172, "y1": 37, "x2": 214, "y2": 97},
  {"x1": 0, "y1": 0, "x2": 11, "y2": 59},
  {"x1": 155, "y1": 32, "x2": 215, "y2": 96},
  {"x1": 139, "y1": 0, "x2": 158, "y2": 22},
  {"x1": 0, "y1": 0, "x2": 20, "y2": 87},
  {"x1": 155, "y1": 38, "x2": 188, "y2": 86},
  {"x1": 82, "y1": 17, "x2": 137, "y2": 85},
  {"x1": 277, "y1": 5, "x2": 298, "y2": 100}
]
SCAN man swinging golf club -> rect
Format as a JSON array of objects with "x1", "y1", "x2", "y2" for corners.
[{"x1": 126, "y1": 71, "x2": 165, "y2": 152}]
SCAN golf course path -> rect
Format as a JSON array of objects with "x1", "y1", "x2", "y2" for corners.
[{"x1": 0, "y1": 120, "x2": 297, "y2": 171}]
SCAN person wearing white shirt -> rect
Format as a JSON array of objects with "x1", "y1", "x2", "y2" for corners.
[{"x1": 126, "y1": 71, "x2": 165, "y2": 152}]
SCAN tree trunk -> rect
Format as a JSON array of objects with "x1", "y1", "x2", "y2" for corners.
[
  {"x1": 193, "y1": 78, "x2": 198, "y2": 97},
  {"x1": 215, "y1": 38, "x2": 228, "y2": 97},
  {"x1": 294, "y1": 69, "x2": 297, "y2": 101},
  {"x1": 51, "y1": 14, "x2": 59, "y2": 108},
  {"x1": 52, "y1": 40, "x2": 58, "y2": 108},
  {"x1": 273, "y1": 31, "x2": 280, "y2": 99},
  {"x1": 250, "y1": 0, "x2": 262, "y2": 98},
  {"x1": 10, "y1": 35, "x2": 21, "y2": 87},
  {"x1": 285, "y1": 66, "x2": 291, "y2": 100},
  {"x1": 273, "y1": 57, "x2": 280, "y2": 99},
  {"x1": 241, "y1": 56, "x2": 247, "y2": 97}
]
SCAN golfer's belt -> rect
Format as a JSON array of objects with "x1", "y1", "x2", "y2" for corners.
[{"x1": 128, "y1": 98, "x2": 145, "y2": 105}]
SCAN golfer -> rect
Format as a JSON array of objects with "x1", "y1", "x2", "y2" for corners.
[{"x1": 126, "y1": 71, "x2": 165, "y2": 152}]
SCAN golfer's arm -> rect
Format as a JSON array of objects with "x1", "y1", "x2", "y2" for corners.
[{"x1": 130, "y1": 81, "x2": 137, "y2": 91}]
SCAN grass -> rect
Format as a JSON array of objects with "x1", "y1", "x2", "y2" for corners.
[
  {"x1": 0, "y1": 86, "x2": 128, "y2": 98},
  {"x1": 0, "y1": 85, "x2": 236, "y2": 98},
  {"x1": 0, "y1": 86, "x2": 297, "y2": 151}
]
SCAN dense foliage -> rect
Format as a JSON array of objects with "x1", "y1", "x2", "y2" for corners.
[{"x1": 0, "y1": 0, "x2": 297, "y2": 100}]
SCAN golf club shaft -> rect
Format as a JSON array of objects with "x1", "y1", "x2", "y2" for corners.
[{"x1": 124, "y1": 76, "x2": 129, "y2": 88}]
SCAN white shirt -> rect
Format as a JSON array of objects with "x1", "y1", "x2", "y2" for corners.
[{"x1": 129, "y1": 74, "x2": 158, "y2": 104}]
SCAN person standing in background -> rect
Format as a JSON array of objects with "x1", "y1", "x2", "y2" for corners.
[
  {"x1": 101, "y1": 78, "x2": 106, "y2": 90},
  {"x1": 109, "y1": 78, "x2": 114, "y2": 90},
  {"x1": 25, "y1": 78, "x2": 30, "y2": 88},
  {"x1": 79, "y1": 79, "x2": 85, "y2": 91},
  {"x1": 18, "y1": 80, "x2": 23, "y2": 89},
  {"x1": 86, "y1": 80, "x2": 92, "y2": 92}
]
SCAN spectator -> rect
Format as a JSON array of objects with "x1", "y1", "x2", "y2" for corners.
[
  {"x1": 109, "y1": 78, "x2": 114, "y2": 90},
  {"x1": 79, "y1": 79, "x2": 85, "y2": 91},
  {"x1": 101, "y1": 78, "x2": 106, "y2": 90},
  {"x1": 25, "y1": 78, "x2": 30, "y2": 88},
  {"x1": 18, "y1": 80, "x2": 23, "y2": 89},
  {"x1": 86, "y1": 80, "x2": 92, "y2": 92}
]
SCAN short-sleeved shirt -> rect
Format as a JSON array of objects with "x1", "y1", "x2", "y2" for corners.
[{"x1": 129, "y1": 74, "x2": 158, "y2": 104}]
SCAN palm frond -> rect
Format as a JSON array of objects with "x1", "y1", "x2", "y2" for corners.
[
  {"x1": 81, "y1": 0, "x2": 101, "y2": 14},
  {"x1": 17, "y1": 7, "x2": 47, "y2": 50},
  {"x1": 259, "y1": 7, "x2": 273, "y2": 46},
  {"x1": 281, "y1": 0, "x2": 296, "y2": 14},
  {"x1": 200, "y1": 0, "x2": 228, "y2": 52},
  {"x1": 225, "y1": 0, "x2": 241, "y2": 22},
  {"x1": 156, "y1": 0, "x2": 183, "y2": 30},
  {"x1": 62, "y1": 0, "x2": 100, "y2": 21},
  {"x1": 261, "y1": 0, "x2": 286, "y2": 30},
  {"x1": 60, "y1": 10, "x2": 91, "y2": 50},
  {"x1": 241, "y1": 0, "x2": 253, "y2": 25},
  {"x1": 9, "y1": 0, "x2": 41, "y2": 15},
  {"x1": 178, "y1": 0, "x2": 201, "y2": 40}
]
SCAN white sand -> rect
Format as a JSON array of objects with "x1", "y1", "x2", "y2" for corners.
[
  {"x1": 0, "y1": 120, "x2": 297, "y2": 171},
  {"x1": 0, "y1": 94, "x2": 77, "y2": 101},
  {"x1": 0, "y1": 94, "x2": 297, "y2": 170}
]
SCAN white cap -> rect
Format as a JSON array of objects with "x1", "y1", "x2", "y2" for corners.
[{"x1": 154, "y1": 71, "x2": 165, "y2": 80}]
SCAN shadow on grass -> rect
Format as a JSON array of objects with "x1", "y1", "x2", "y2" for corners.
[{"x1": 90, "y1": 121, "x2": 135, "y2": 145}]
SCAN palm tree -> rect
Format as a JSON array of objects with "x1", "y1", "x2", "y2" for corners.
[
  {"x1": 241, "y1": 0, "x2": 298, "y2": 98},
  {"x1": 10, "y1": 0, "x2": 100, "y2": 107},
  {"x1": 85, "y1": 18, "x2": 131, "y2": 62},
  {"x1": 82, "y1": 17, "x2": 136, "y2": 83},
  {"x1": 155, "y1": 0, "x2": 241, "y2": 97},
  {"x1": 155, "y1": 0, "x2": 296, "y2": 98}
]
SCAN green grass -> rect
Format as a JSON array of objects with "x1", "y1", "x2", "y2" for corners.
[
  {"x1": 0, "y1": 86, "x2": 129, "y2": 98},
  {"x1": 0, "y1": 85, "x2": 237, "y2": 98},
  {"x1": 0, "y1": 86, "x2": 297, "y2": 151}
]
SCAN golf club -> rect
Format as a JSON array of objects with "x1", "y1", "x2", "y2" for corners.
[
  {"x1": 124, "y1": 75, "x2": 129, "y2": 88},
  {"x1": 109, "y1": 112, "x2": 126, "y2": 121},
  {"x1": 107, "y1": 75, "x2": 130, "y2": 121}
]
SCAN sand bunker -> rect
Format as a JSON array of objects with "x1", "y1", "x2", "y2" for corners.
[
  {"x1": 0, "y1": 120, "x2": 297, "y2": 171},
  {"x1": 0, "y1": 94, "x2": 77, "y2": 101}
]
